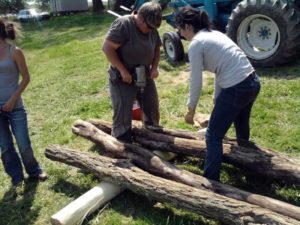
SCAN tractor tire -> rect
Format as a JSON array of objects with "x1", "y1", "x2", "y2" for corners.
[
  {"x1": 226, "y1": 0, "x2": 300, "y2": 67},
  {"x1": 163, "y1": 31, "x2": 185, "y2": 63}
]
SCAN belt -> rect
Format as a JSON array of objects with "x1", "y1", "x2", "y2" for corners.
[
  {"x1": 248, "y1": 71, "x2": 256, "y2": 79},
  {"x1": 234, "y1": 71, "x2": 257, "y2": 87},
  {"x1": 110, "y1": 66, "x2": 150, "y2": 75},
  {"x1": 111, "y1": 66, "x2": 134, "y2": 74}
]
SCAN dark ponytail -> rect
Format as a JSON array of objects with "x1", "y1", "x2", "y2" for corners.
[
  {"x1": 6, "y1": 23, "x2": 16, "y2": 40},
  {"x1": 175, "y1": 7, "x2": 211, "y2": 33},
  {"x1": 198, "y1": 9, "x2": 210, "y2": 31},
  {"x1": 0, "y1": 19, "x2": 21, "y2": 40}
]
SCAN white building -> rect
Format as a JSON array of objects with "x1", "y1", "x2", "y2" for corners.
[{"x1": 50, "y1": 0, "x2": 89, "y2": 13}]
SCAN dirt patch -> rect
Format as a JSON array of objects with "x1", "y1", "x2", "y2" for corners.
[{"x1": 172, "y1": 70, "x2": 214, "y2": 86}]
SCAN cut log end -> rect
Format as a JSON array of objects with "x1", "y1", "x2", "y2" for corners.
[{"x1": 193, "y1": 113, "x2": 210, "y2": 128}]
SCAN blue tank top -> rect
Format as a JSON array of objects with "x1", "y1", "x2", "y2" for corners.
[{"x1": 0, "y1": 44, "x2": 23, "y2": 108}]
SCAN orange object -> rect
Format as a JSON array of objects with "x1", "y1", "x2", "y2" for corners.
[{"x1": 132, "y1": 101, "x2": 142, "y2": 121}]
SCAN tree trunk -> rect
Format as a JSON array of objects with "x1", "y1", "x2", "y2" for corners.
[
  {"x1": 72, "y1": 120, "x2": 213, "y2": 189},
  {"x1": 72, "y1": 120, "x2": 300, "y2": 221},
  {"x1": 45, "y1": 145, "x2": 300, "y2": 225},
  {"x1": 92, "y1": 0, "x2": 104, "y2": 12},
  {"x1": 87, "y1": 119, "x2": 300, "y2": 185},
  {"x1": 113, "y1": 0, "x2": 135, "y2": 12}
]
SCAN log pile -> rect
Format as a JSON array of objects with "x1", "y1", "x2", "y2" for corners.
[
  {"x1": 45, "y1": 119, "x2": 300, "y2": 225},
  {"x1": 87, "y1": 119, "x2": 300, "y2": 185}
]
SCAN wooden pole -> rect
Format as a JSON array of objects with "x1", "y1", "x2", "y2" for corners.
[
  {"x1": 72, "y1": 119, "x2": 300, "y2": 221},
  {"x1": 45, "y1": 145, "x2": 300, "y2": 225},
  {"x1": 50, "y1": 120, "x2": 178, "y2": 225},
  {"x1": 88, "y1": 119, "x2": 300, "y2": 185}
]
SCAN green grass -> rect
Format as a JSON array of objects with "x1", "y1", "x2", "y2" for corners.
[{"x1": 0, "y1": 12, "x2": 299, "y2": 225}]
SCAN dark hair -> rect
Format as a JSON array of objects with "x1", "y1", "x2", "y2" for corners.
[
  {"x1": 175, "y1": 7, "x2": 211, "y2": 33},
  {"x1": 138, "y1": 2, "x2": 162, "y2": 29},
  {"x1": 0, "y1": 19, "x2": 21, "y2": 40}
]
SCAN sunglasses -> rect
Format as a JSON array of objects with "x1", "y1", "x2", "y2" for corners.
[{"x1": 145, "y1": 21, "x2": 155, "y2": 30}]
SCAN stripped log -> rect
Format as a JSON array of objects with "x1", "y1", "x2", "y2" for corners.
[
  {"x1": 45, "y1": 145, "x2": 300, "y2": 225},
  {"x1": 88, "y1": 119, "x2": 300, "y2": 186},
  {"x1": 72, "y1": 120, "x2": 300, "y2": 221}
]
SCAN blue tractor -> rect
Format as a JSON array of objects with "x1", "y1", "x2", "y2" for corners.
[{"x1": 132, "y1": 0, "x2": 300, "y2": 67}]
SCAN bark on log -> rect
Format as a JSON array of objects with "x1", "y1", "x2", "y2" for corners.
[
  {"x1": 72, "y1": 120, "x2": 213, "y2": 189},
  {"x1": 50, "y1": 147, "x2": 177, "y2": 225},
  {"x1": 87, "y1": 119, "x2": 201, "y2": 140},
  {"x1": 88, "y1": 119, "x2": 300, "y2": 186},
  {"x1": 72, "y1": 120, "x2": 300, "y2": 221},
  {"x1": 45, "y1": 145, "x2": 300, "y2": 225}
]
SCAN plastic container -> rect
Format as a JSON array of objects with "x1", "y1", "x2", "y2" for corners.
[{"x1": 132, "y1": 100, "x2": 142, "y2": 121}]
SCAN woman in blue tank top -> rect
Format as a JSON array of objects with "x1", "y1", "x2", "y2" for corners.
[{"x1": 0, "y1": 19, "x2": 47, "y2": 194}]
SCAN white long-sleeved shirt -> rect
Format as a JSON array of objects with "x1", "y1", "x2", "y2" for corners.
[{"x1": 187, "y1": 29, "x2": 254, "y2": 109}]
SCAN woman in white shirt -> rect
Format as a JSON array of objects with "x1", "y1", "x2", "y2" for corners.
[{"x1": 175, "y1": 8, "x2": 261, "y2": 181}]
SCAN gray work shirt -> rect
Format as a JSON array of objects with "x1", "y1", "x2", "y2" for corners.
[
  {"x1": 188, "y1": 29, "x2": 254, "y2": 108},
  {"x1": 106, "y1": 15, "x2": 161, "y2": 79}
]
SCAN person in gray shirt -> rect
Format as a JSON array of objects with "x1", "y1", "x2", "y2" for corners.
[
  {"x1": 175, "y1": 8, "x2": 261, "y2": 181},
  {"x1": 102, "y1": 2, "x2": 162, "y2": 143}
]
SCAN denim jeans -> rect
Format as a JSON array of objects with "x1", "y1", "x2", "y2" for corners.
[
  {"x1": 204, "y1": 74, "x2": 260, "y2": 181},
  {"x1": 0, "y1": 107, "x2": 42, "y2": 186}
]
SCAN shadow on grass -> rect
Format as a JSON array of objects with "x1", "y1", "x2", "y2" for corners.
[
  {"x1": 176, "y1": 155, "x2": 300, "y2": 207},
  {"x1": 83, "y1": 189, "x2": 219, "y2": 225},
  {"x1": 221, "y1": 164, "x2": 300, "y2": 207},
  {"x1": 160, "y1": 53, "x2": 189, "y2": 71},
  {"x1": 256, "y1": 56, "x2": 300, "y2": 79},
  {"x1": 20, "y1": 12, "x2": 115, "y2": 50},
  {"x1": 88, "y1": 143, "x2": 103, "y2": 154},
  {"x1": 52, "y1": 178, "x2": 91, "y2": 198},
  {"x1": 0, "y1": 180, "x2": 40, "y2": 225}
]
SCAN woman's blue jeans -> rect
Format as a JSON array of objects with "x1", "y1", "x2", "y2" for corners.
[
  {"x1": 0, "y1": 107, "x2": 42, "y2": 186},
  {"x1": 204, "y1": 74, "x2": 261, "y2": 181}
]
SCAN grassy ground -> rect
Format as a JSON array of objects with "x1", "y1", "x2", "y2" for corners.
[{"x1": 0, "y1": 12, "x2": 299, "y2": 225}]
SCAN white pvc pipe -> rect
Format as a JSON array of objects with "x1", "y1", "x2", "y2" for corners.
[{"x1": 50, "y1": 182, "x2": 124, "y2": 225}]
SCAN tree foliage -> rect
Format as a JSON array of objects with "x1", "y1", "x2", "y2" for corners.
[
  {"x1": 0, "y1": 0, "x2": 51, "y2": 14},
  {"x1": 35, "y1": 0, "x2": 50, "y2": 11},
  {"x1": 0, "y1": 0, "x2": 25, "y2": 14}
]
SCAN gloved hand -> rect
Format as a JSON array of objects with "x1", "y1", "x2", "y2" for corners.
[{"x1": 185, "y1": 107, "x2": 195, "y2": 125}]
